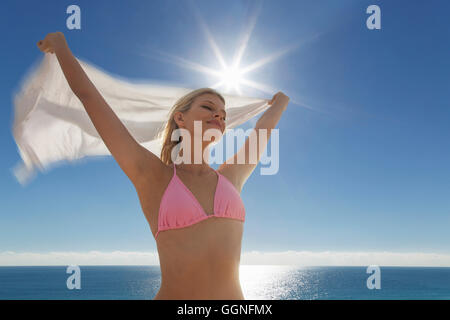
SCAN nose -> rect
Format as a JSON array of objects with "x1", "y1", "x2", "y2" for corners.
[
  {"x1": 213, "y1": 112, "x2": 224, "y2": 121},
  {"x1": 211, "y1": 113, "x2": 224, "y2": 130}
]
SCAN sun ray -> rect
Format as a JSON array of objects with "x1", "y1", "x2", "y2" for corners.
[
  {"x1": 143, "y1": 49, "x2": 222, "y2": 77},
  {"x1": 210, "y1": 80, "x2": 225, "y2": 90},
  {"x1": 187, "y1": 0, "x2": 228, "y2": 70},
  {"x1": 231, "y1": 0, "x2": 263, "y2": 70},
  {"x1": 239, "y1": 78, "x2": 278, "y2": 95},
  {"x1": 241, "y1": 42, "x2": 299, "y2": 75},
  {"x1": 140, "y1": 1, "x2": 326, "y2": 105},
  {"x1": 240, "y1": 32, "x2": 323, "y2": 75}
]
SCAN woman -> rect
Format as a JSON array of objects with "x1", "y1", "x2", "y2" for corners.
[{"x1": 37, "y1": 32, "x2": 290, "y2": 299}]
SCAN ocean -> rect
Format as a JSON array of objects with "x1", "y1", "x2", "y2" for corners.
[{"x1": 0, "y1": 265, "x2": 449, "y2": 300}]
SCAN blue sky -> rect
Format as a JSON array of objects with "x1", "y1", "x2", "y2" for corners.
[{"x1": 1, "y1": 0, "x2": 450, "y2": 266}]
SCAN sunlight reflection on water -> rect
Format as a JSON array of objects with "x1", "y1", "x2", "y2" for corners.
[{"x1": 239, "y1": 265, "x2": 320, "y2": 300}]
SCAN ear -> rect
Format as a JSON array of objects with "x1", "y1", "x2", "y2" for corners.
[{"x1": 173, "y1": 111, "x2": 185, "y2": 128}]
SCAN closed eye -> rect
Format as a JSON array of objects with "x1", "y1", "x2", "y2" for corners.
[{"x1": 203, "y1": 105, "x2": 226, "y2": 121}]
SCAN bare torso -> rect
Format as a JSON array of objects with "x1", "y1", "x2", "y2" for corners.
[{"x1": 134, "y1": 163, "x2": 245, "y2": 300}]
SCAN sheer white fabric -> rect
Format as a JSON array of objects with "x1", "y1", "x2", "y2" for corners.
[{"x1": 11, "y1": 54, "x2": 270, "y2": 185}]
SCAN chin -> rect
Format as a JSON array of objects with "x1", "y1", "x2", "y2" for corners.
[{"x1": 205, "y1": 123, "x2": 223, "y2": 133}]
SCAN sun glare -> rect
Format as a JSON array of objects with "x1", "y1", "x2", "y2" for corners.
[
  {"x1": 143, "y1": 1, "x2": 314, "y2": 102},
  {"x1": 219, "y1": 66, "x2": 244, "y2": 93}
]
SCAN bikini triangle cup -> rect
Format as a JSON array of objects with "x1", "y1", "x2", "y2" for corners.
[{"x1": 155, "y1": 163, "x2": 245, "y2": 238}]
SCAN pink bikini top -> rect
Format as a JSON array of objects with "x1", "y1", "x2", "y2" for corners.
[{"x1": 155, "y1": 163, "x2": 245, "y2": 239}]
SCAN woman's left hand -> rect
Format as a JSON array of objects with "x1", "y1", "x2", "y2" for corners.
[{"x1": 268, "y1": 91, "x2": 290, "y2": 111}]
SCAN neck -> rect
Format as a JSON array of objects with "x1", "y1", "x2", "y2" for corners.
[{"x1": 173, "y1": 140, "x2": 213, "y2": 176}]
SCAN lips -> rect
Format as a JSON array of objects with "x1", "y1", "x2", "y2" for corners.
[{"x1": 207, "y1": 120, "x2": 222, "y2": 130}]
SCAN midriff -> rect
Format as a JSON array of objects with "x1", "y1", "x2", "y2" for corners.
[{"x1": 153, "y1": 217, "x2": 245, "y2": 300}]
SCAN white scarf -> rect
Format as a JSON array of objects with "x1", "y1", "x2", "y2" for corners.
[{"x1": 11, "y1": 54, "x2": 270, "y2": 185}]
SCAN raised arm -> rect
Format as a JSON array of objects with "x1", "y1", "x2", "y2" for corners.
[
  {"x1": 219, "y1": 92, "x2": 290, "y2": 192},
  {"x1": 37, "y1": 32, "x2": 164, "y2": 186}
]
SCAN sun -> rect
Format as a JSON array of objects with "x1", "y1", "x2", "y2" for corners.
[
  {"x1": 218, "y1": 65, "x2": 244, "y2": 93},
  {"x1": 141, "y1": 1, "x2": 311, "y2": 98}
]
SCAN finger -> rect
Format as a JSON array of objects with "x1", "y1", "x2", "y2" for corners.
[
  {"x1": 270, "y1": 93, "x2": 279, "y2": 103},
  {"x1": 272, "y1": 93, "x2": 279, "y2": 101},
  {"x1": 37, "y1": 42, "x2": 48, "y2": 52}
]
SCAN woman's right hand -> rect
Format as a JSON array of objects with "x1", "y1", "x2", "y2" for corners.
[{"x1": 37, "y1": 32, "x2": 68, "y2": 54}]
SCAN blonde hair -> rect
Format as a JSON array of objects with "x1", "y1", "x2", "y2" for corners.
[{"x1": 158, "y1": 88, "x2": 225, "y2": 165}]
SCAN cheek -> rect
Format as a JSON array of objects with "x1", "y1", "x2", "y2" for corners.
[
  {"x1": 192, "y1": 108, "x2": 209, "y2": 120},
  {"x1": 182, "y1": 117, "x2": 206, "y2": 136},
  {"x1": 182, "y1": 110, "x2": 210, "y2": 131}
]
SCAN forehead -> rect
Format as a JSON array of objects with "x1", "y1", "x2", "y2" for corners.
[{"x1": 196, "y1": 94, "x2": 225, "y2": 109}]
